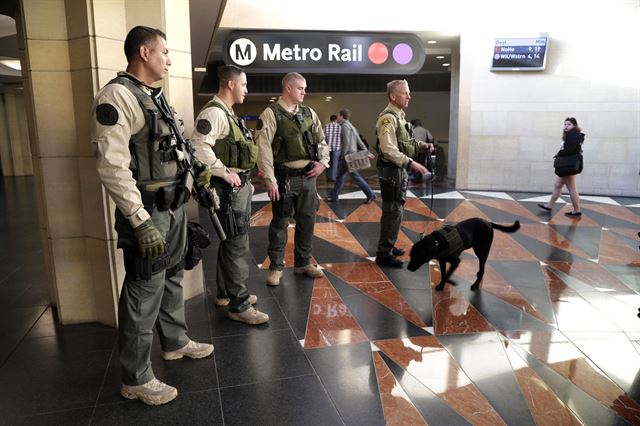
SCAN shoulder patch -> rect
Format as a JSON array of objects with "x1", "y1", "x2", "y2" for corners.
[
  {"x1": 256, "y1": 118, "x2": 263, "y2": 130},
  {"x1": 382, "y1": 117, "x2": 392, "y2": 126},
  {"x1": 196, "y1": 118, "x2": 212, "y2": 135},
  {"x1": 96, "y1": 104, "x2": 118, "y2": 126}
]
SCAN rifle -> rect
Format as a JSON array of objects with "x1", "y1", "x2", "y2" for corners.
[{"x1": 150, "y1": 87, "x2": 226, "y2": 241}]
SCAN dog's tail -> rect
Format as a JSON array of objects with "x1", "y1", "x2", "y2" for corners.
[{"x1": 491, "y1": 220, "x2": 520, "y2": 233}]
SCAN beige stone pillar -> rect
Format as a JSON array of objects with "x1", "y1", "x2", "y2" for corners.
[
  {"x1": 0, "y1": 89, "x2": 33, "y2": 176},
  {"x1": 17, "y1": 0, "x2": 202, "y2": 326}
]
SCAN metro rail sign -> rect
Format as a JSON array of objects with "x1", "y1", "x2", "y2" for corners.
[{"x1": 223, "y1": 31, "x2": 426, "y2": 74}]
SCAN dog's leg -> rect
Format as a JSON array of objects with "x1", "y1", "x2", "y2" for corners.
[
  {"x1": 445, "y1": 257, "x2": 460, "y2": 285},
  {"x1": 471, "y1": 234, "x2": 492, "y2": 290},
  {"x1": 435, "y1": 259, "x2": 448, "y2": 291}
]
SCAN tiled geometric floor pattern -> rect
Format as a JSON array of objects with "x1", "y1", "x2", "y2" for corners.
[{"x1": 1, "y1": 175, "x2": 639, "y2": 425}]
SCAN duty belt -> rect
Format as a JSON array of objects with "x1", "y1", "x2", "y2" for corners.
[{"x1": 275, "y1": 162, "x2": 314, "y2": 177}]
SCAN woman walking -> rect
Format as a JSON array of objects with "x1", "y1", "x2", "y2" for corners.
[{"x1": 538, "y1": 117, "x2": 585, "y2": 216}]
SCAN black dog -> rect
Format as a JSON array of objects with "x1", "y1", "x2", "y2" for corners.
[{"x1": 407, "y1": 218, "x2": 520, "y2": 291}]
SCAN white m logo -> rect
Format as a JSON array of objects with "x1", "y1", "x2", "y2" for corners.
[{"x1": 229, "y1": 38, "x2": 257, "y2": 66}]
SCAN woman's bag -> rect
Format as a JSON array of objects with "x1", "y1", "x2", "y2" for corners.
[{"x1": 554, "y1": 154, "x2": 583, "y2": 177}]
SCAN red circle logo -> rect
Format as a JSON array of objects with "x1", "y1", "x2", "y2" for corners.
[{"x1": 368, "y1": 42, "x2": 388, "y2": 65}]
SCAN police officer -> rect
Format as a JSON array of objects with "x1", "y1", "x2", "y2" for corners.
[
  {"x1": 255, "y1": 72, "x2": 330, "y2": 286},
  {"x1": 375, "y1": 80, "x2": 434, "y2": 268},
  {"x1": 92, "y1": 26, "x2": 213, "y2": 406},
  {"x1": 191, "y1": 65, "x2": 269, "y2": 325}
]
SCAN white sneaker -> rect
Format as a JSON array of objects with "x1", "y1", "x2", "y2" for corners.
[
  {"x1": 294, "y1": 264, "x2": 324, "y2": 278},
  {"x1": 215, "y1": 294, "x2": 258, "y2": 307},
  {"x1": 121, "y1": 378, "x2": 177, "y2": 406},
  {"x1": 266, "y1": 270, "x2": 283, "y2": 286},
  {"x1": 162, "y1": 340, "x2": 214, "y2": 361},
  {"x1": 228, "y1": 306, "x2": 270, "y2": 325}
]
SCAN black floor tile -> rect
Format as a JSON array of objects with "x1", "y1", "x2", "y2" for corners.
[
  {"x1": 429, "y1": 199, "x2": 465, "y2": 219},
  {"x1": 438, "y1": 332, "x2": 536, "y2": 426},
  {"x1": 0, "y1": 305, "x2": 47, "y2": 341},
  {"x1": 219, "y1": 375, "x2": 342, "y2": 426},
  {"x1": 380, "y1": 352, "x2": 471, "y2": 425},
  {"x1": 397, "y1": 288, "x2": 433, "y2": 327},
  {"x1": 312, "y1": 236, "x2": 371, "y2": 264},
  {"x1": 326, "y1": 198, "x2": 366, "y2": 219},
  {"x1": 306, "y1": 342, "x2": 385, "y2": 426},
  {"x1": 345, "y1": 222, "x2": 382, "y2": 256},
  {"x1": 93, "y1": 389, "x2": 222, "y2": 426},
  {"x1": 581, "y1": 207, "x2": 639, "y2": 229},
  {"x1": 511, "y1": 231, "x2": 584, "y2": 262},
  {"x1": 213, "y1": 329, "x2": 313, "y2": 388},
  {"x1": 463, "y1": 285, "x2": 557, "y2": 330},
  {"x1": 329, "y1": 272, "x2": 430, "y2": 341},
  {"x1": 489, "y1": 261, "x2": 556, "y2": 323},
  {"x1": 551, "y1": 224, "x2": 602, "y2": 259},
  {"x1": 10, "y1": 406, "x2": 94, "y2": 426},
  {"x1": 0, "y1": 345, "x2": 112, "y2": 417},
  {"x1": 268, "y1": 269, "x2": 315, "y2": 340}
]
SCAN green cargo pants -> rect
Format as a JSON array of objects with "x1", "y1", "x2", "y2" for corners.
[
  {"x1": 268, "y1": 175, "x2": 319, "y2": 271},
  {"x1": 212, "y1": 179, "x2": 252, "y2": 313},
  {"x1": 115, "y1": 204, "x2": 190, "y2": 386},
  {"x1": 376, "y1": 166, "x2": 408, "y2": 256}
]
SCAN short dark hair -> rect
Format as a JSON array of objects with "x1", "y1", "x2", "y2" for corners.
[
  {"x1": 218, "y1": 65, "x2": 244, "y2": 88},
  {"x1": 330, "y1": 115, "x2": 337, "y2": 121},
  {"x1": 338, "y1": 109, "x2": 350, "y2": 119},
  {"x1": 124, "y1": 26, "x2": 166, "y2": 62}
]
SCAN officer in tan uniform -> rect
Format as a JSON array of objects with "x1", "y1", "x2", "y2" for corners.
[
  {"x1": 375, "y1": 79, "x2": 434, "y2": 268},
  {"x1": 191, "y1": 65, "x2": 269, "y2": 325},
  {"x1": 255, "y1": 72, "x2": 330, "y2": 286},
  {"x1": 92, "y1": 26, "x2": 213, "y2": 406}
]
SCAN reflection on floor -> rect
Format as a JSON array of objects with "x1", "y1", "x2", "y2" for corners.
[{"x1": 1, "y1": 175, "x2": 640, "y2": 425}]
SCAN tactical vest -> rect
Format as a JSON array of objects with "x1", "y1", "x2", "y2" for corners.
[
  {"x1": 109, "y1": 76, "x2": 180, "y2": 188},
  {"x1": 269, "y1": 103, "x2": 317, "y2": 165},
  {"x1": 202, "y1": 100, "x2": 257, "y2": 170},
  {"x1": 432, "y1": 225, "x2": 464, "y2": 258},
  {"x1": 376, "y1": 108, "x2": 419, "y2": 167}
]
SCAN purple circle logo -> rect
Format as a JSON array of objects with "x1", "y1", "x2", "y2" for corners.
[{"x1": 393, "y1": 43, "x2": 413, "y2": 65}]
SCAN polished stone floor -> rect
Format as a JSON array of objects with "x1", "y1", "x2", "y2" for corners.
[{"x1": 1, "y1": 174, "x2": 640, "y2": 425}]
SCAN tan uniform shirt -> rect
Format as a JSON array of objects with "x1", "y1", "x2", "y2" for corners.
[
  {"x1": 255, "y1": 97, "x2": 330, "y2": 184},
  {"x1": 190, "y1": 95, "x2": 233, "y2": 178},
  {"x1": 92, "y1": 72, "x2": 151, "y2": 228},
  {"x1": 376, "y1": 102, "x2": 428, "y2": 168}
]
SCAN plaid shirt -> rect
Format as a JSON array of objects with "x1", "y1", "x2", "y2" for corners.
[{"x1": 323, "y1": 121, "x2": 341, "y2": 152}]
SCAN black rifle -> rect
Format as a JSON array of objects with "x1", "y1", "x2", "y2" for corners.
[{"x1": 150, "y1": 87, "x2": 226, "y2": 241}]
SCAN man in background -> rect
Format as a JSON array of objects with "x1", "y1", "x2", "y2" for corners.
[{"x1": 323, "y1": 114, "x2": 341, "y2": 182}]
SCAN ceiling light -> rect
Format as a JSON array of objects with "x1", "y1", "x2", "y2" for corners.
[
  {"x1": 442, "y1": 63, "x2": 450, "y2": 66},
  {"x1": 436, "y1": 55, "x2": 445, "y2": 59},
  {"x1": 0, "y1": 59, "x2": 21, "y2": 70},
  {"x1": 427, "y1": 40, "x2": 437, "y2": 44},
  {"x1": 193, "y1": 67, "x2": 206, "y2": 72}
]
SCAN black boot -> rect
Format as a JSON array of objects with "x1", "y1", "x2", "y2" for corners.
[{"x1": 375, "y1": 253, "x2": 403, "y2": 268}]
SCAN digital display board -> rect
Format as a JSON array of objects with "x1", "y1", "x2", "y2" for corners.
[
  {"x1": 491, "y1": 36, "x2": 548, "y2": 71},
  {"x1": 222, "y1": 31, "x2": 426, "y2": 75}
]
